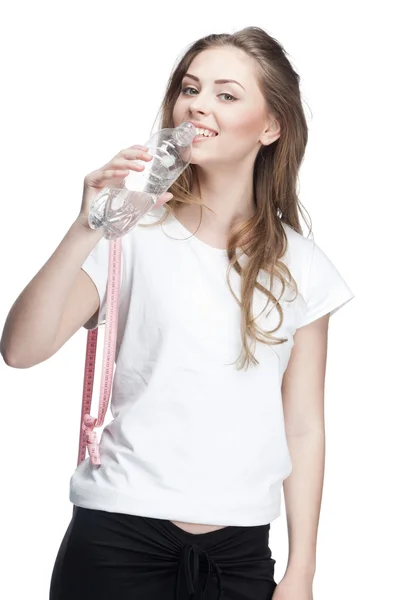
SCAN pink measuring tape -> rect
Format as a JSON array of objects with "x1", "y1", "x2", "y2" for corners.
[{"x1": 77, "y1": 236, "x2": 122, "y2": 467}]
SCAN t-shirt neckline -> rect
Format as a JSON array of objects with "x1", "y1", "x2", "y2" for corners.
[{"x1": 165, "y1": 211, "x2": 228, "y2": 256}]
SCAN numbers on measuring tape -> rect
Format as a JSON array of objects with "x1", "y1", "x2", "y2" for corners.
[{"x1": 77, "y1": 237, "x2": 122, "y2": 467}]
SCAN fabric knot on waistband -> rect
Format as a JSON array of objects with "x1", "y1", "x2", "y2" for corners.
[
  {"x1": 82, "y1": 414, "x2": 100, "y2": 465},
  {"x1": 176, "y1": 542, "x2": 224, "y2": 599}
]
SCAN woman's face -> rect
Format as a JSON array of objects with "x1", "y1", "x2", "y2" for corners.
[{"x1": 172, "y1": 46, "x2": 274, "y2": 168}]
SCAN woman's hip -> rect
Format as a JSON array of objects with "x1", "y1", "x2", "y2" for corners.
[{"x1": 50, "y1": 505, "x2": 277, "y2": 600}]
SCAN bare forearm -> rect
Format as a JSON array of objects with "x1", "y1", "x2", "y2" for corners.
[
  {"x1": 283, "y1": 429, "x2": 325, "y2": 579},
  {"x1": 0, "y1": 219, "x2": 103, "y2": 366}
]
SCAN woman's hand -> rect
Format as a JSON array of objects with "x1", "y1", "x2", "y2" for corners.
[
  {"x1": 272, "y1": 573, "x2": 314, "y2": 600},
  {"x1": 77, "y1": 145, "x2": 173, "y2": 230}
]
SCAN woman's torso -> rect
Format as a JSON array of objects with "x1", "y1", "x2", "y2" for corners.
[{"x1": 70, "y1": 209, "x2": 296, "y2": 529}]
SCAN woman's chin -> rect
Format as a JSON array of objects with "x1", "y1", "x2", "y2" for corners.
[{"x1": 189, "y1": 148, "x2": 215, "y2": 166}]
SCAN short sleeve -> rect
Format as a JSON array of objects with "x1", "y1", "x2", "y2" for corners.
[
  {"x1": 296, "y1": 240, "x2": 355, "y2": 328},
  {"x1": 81, "y1": 235, "x2": 112, "y2": 330}
]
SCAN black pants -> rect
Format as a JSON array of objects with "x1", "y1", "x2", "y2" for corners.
[{"x1": 50, "y1": 506, "x2": 277, "y2": 599}]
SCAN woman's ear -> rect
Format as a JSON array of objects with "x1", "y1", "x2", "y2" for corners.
[{"x1": 260, "y1": 117, "x2": 281, "y2": 146}]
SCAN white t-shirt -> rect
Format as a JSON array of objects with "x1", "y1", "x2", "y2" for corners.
[{"x1": 69, "y1": 208, "x2": 355, "y2": 526}]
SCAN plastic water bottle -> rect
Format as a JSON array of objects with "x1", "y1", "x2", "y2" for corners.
[{"x1": 88, "y1": 122, "x2": 197, "y2": 240}]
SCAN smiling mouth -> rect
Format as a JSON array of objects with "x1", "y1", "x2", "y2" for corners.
[
  {"x1": 192, "y1": 126, "x2": 218, "y2": 138},
  {"x1": 193, "y1": 131, "x2": 218, "y2": 143}
]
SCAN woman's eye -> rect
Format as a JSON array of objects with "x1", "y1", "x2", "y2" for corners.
[
  {"x1": 181, "y1": 87, "x2": 237, "y2": 102},
  {"x1": 220, "y1": 93, "x2": 236, "y2": 102},
  {"x1": 181, "y1": 86, "x2": 198, "y2": 96}
]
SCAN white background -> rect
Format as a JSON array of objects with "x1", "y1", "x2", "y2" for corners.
[{"x1": 0, "y1": 1, "x2": 398, "y2": 598}]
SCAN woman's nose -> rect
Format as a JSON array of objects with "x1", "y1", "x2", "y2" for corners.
[{"x1": 189, "y1": 93, "x2": 211, "y2": 115}]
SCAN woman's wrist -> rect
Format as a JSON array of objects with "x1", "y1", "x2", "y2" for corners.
[{"x1": 284, "y1": 561, "x2": 316, "y2": 582}]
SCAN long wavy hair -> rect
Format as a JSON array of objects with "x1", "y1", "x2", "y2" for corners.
[{"x1": 141, "y1": 26, "x2": 312, "y2": 370}]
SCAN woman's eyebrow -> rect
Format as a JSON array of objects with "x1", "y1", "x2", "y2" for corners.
[{"x1": 183, "y1": 73, "x2": 246, "y2": 91}]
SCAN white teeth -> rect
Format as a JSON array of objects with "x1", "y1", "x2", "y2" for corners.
[{"x1": 195, "y1": 127, "x2": 217, "y2": 137}]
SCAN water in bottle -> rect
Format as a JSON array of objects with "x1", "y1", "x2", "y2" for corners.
[{"x1": 88, "y1": 122, "x2": 197, "y2": 240}]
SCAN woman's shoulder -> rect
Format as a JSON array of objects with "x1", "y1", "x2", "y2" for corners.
[
  {"x1": 281, "y1": 220, "x2": 314, "y2": 268},
  {"x1": 281, "y1": 219, "x2": 313, "y2": 243}
]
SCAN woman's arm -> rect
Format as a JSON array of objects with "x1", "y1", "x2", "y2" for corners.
[
  {"x1": 0, "y1": 219, "x2": 104, "y2": 368},
  {"x1": 280, "y1": 313, "x2": 329, "y2": 582}
]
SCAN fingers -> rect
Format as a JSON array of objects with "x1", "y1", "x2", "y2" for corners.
[
  {"x1": 120, "y1": 147, "x2": 152, "y2": 161},
  {"x1": 87, "y1": 145, "x2": 174, "y2": 207},
  {"x1": 112, "y1": 148, "x2": 153, "y2": 174}
]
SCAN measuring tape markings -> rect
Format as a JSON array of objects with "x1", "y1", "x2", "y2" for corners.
[{"x1": 77, "y1": 236, "x2": 122, "y2": 467}]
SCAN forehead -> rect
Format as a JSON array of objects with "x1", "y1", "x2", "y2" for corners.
[{"x1": 186, "y1": 47, "x2": 258, "y2": 88}]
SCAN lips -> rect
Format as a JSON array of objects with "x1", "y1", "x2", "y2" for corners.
[{"x1": 193, "y1": 134, "x2": 215, "y2": 142}]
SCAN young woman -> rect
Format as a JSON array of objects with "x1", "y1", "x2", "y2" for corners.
[{"x1": 1, "y1": 26, "x2": 354, "y2": 600}]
